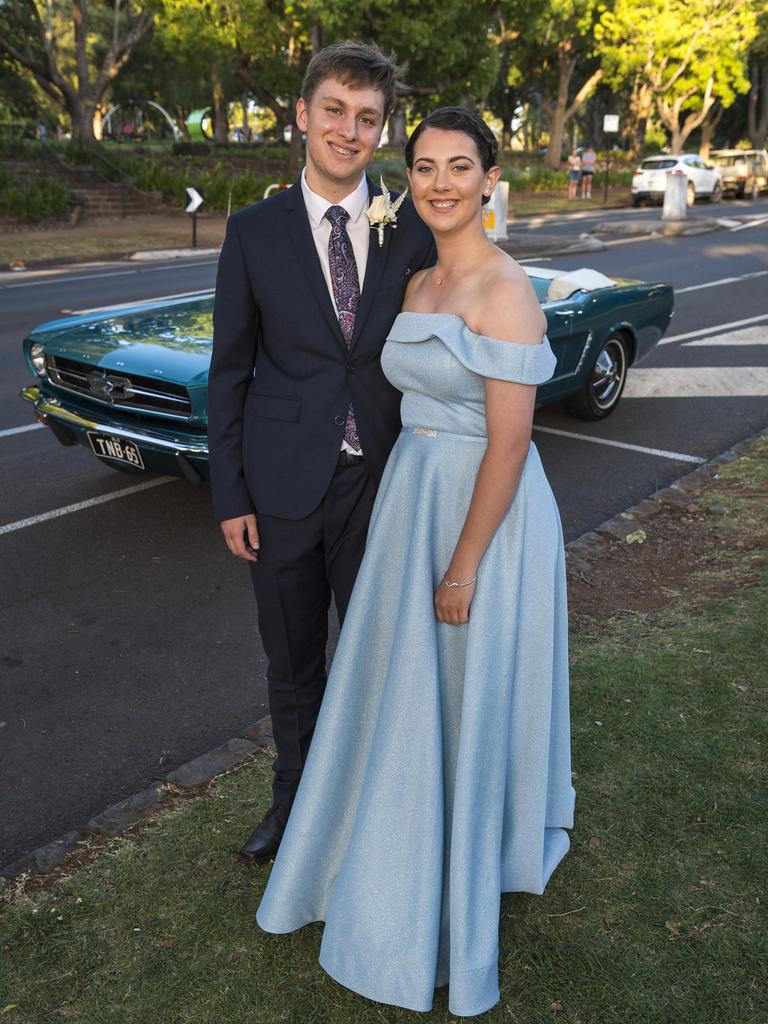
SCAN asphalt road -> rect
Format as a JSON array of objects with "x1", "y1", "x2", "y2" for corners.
[{"x1": 1, "y1": 211, "x2": 767, "y2": 869}]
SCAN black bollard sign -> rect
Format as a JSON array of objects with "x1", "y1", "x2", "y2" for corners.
[{"x1": 185, "y1": 187, "x2": 204, "y2": 247}]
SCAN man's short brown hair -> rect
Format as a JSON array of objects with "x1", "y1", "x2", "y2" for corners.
[{"x1": 300, "y1": 40, "x2": 403, "y2": 117}]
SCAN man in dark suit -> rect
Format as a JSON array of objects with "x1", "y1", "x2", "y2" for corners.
[{"x1": 208, "y1": 40, "x2": 434, "y2": 864}]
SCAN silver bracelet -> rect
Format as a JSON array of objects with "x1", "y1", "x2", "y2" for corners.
[{"x1": 441, "y1": 572, "x2": 478, "y2": 589}]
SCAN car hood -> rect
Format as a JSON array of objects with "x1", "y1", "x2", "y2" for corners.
[{"x1": 30, "y1": 295, "x2": 214, "y2": 387}]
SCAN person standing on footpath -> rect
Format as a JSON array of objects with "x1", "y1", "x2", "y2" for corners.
[
  {"x1": 567, "y1": 146, "x2": 582, "y2": 199},
  {"x1": 581, "y1": 145, "x2": 597, "y2": 198},
  {"x1": 207, "y1": 40, "x2": 435, "y2": 865}
]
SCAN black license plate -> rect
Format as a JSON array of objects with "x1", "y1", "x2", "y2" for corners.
[{"x1": 87, "y1": 431, "x2": 145, "y2": 470}]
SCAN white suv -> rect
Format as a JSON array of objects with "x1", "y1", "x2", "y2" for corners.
[{"x1": 631, "y1": 154, "x2": 722, "y2": 207}]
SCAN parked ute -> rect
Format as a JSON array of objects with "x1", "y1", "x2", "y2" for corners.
[
  {"x1": 709, "y1": 149, "x2": 768, "y2": 199},
  {"x1": 631, "y1": 154, "x2": 722, "y2": 206},
  {"x1": 20, "y1": 268, "x2": 673, "y2": 482}
]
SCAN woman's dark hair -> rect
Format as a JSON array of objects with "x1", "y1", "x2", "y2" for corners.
[
  {"x1": 300, "y1": 41, "x2": 403, "y2": 117},
  {"x1": 405, "y1": 107, "x2": 499, "y2": 204}
]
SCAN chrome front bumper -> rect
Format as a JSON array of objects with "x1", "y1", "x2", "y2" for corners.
[
  {"x1": 20, "y1": 384, "x2": 209, "y2": 456},
  {"x1": 20, "y1": 384, "x2": 209, "y2": 482}
]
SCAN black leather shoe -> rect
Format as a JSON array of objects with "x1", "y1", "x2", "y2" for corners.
[{"x1": 238, "y1": 803, "x2": 291, "y2": 865}]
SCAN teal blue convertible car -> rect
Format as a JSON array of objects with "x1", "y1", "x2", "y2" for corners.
[{"x1": 20, "y1": 266, "x2": 673, "y2": 481}]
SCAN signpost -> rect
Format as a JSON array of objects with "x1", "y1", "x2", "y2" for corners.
[
  {"x1": 602, "y1": 114, "x2": 619, "y2": 204},
  {"x1": 481, "y1": 181, "x2": 510, "y2": 241},
  {"x1": 185, "y1": 187, "x2": 204, "y2": 248}
]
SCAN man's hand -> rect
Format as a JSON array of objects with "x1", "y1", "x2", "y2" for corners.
[{"x1": 220, "y1": 513, "x2": 260, "y2": 562}]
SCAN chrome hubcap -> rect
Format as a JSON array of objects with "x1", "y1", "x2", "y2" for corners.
[{"x1": 590, "y1": 340, "x2": 626, "y2": 409}]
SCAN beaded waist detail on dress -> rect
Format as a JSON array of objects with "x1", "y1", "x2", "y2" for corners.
[{"x1": 402, "y1": 425, "x2": 488, "y2": 444}]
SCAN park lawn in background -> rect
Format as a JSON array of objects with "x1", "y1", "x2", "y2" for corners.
[
  {"x1": 1, "y1": 440, "x2": 766, "y2": 1024},
  {"x1": 508, "y1": 190, "x2": 632, "y2": 216},
  {"x1": 0, "y1": 214, "x2": 229, "y2": 269}
]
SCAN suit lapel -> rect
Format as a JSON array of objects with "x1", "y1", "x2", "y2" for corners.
[
  {"x1": 350, "y1": 178, "x2": 390, "y2": 351},
  {"x1": 283, "y1": 181, "x2": 347, "y2": 348}
]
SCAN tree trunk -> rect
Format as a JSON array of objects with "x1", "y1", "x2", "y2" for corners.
[
  {"x1": 69, "y1": 99, "x2": 98, "y2": 144},
  {"x1": 544, "y1": 52, "x2": 574, "y2": 168},
  {"x1": 699, "y1": 103, "x2": 723, "y2": 159},
  {"x1": 387, "y1": 107, "x2": 407, "y2": 148},
  {"x1": 748, "y1": 62, "x2": 768, "y2": 149},
  {"x1": 659, "y1": 78, "x2": 715, "y2": 153},
  {"x1": 241, "y1": 95, "x2": 250, "y2": 140},
  {"x1": 212, "y1": 71, "x2": 228, "y2": 145},
  {"x1": 627, "y1": 79, "x2": 654, "y2": 159}
]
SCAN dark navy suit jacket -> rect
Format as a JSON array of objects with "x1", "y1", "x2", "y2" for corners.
[{"x1": 208, "y1": 177, "x2": 435, "y2": 522}]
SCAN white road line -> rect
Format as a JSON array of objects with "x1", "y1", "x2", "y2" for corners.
[
  {"x1": 0, "y1": 477, "x2": 174, "y2": 536},
  {"x1": 151, "y1": 260, "x2": 218, "y2": 271},
  {"x1": 660, "y1": 313, "x2": 768, "y2": 345},
  {"x1": 532, "y1": 425, "x2": 705, "y2": 463},
  {"x1": 6, "y1": 270, "x2": 138, "y2": 289},
  {"x1": 683, "y1": 326, "x2": 768, "y2": 347},
  {"x1": 730, "y1": 215, "x2": 768, "y2": 233},
  {"x1": 73, "y1": 288, "x2": 212, "y2": 314},
  {"x1": 0, "y1": 423, "x2": 44, "y2": 438},
  {"x1": 602, "y1": 234, "x2": 661, "y2": 247},
  {"x1": 676, "y1": 270, "x2": 768, "y2": 293},
  {"x1": 623, "y1": 366, "x2": 768, "y2": 399}
]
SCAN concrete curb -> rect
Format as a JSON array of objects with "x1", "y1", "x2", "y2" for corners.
[
  {"x1": 2, "y1": 430, "x2": 766, "y2": 883},
  {"x1": 129, "y1": 247, "x2": 221, "y2": 262},
  {"x1": 499, "y1": 233, "x2": 605, "y2": 259},
  {"x1": 590, "y1": 216, "x2": 723, "y2": 238}
]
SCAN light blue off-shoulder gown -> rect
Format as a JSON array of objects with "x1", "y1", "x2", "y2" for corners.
[{"x1": 256, "y1": 313, "x2": 576, "y2": 1018}]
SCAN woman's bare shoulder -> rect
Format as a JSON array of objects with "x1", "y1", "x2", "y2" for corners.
[{"x1": 470, "y1": 257, "x2": 547, "y2": 345}]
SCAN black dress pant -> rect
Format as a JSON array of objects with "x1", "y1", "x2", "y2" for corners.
[{"x1": 249, "y1": 457, "x2": 376, "y2": 807}]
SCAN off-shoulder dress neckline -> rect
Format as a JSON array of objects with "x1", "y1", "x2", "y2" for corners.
[{"x1": 394, "y1": 310, "x2": 547, "y2": 348}]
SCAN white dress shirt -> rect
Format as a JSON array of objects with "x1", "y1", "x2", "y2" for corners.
[{"x1": 301, "y1": 169, "x2": 371, "y2": 454}]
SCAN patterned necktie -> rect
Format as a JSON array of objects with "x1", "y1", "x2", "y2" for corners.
[{"x1": 325, "y1": 204, "x2": 360, "y2": 451}]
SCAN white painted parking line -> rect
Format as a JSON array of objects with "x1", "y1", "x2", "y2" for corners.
[
  {"x1": 151, "y1": 260, "x2": 218, "y2": 271},
  {"x1": 683, "y1": 326, "x2": 768, "y2": 347},
  {"x1": 6, "y1": 270, "x2": 138, "y2": 289},
  {"x1": 72, "y1": 288, "x2": 212, "y2": 314},
  {"x1": 0, "y1": 477, "x2": 174, "y2": 536},
  {"x1": 623, "y1": 367, "x2": 768, "y2": 399},
  {"x1": 676, "y1": 270, "x2": 768, "y2": 293},
  {"x1": 729, "y1": 215, "x2": 768, "y2": 233},
  {"x1": 0, "y1": 423, "x2": 44, "y2": 438},
  {"x1": 532, "y1": 425, "x2": 705, "y2": 463},
  {"x1": 660, "y1": 313, "x2": 768, "y2": 345},
  {"x1": 602, "y1": 234, "x2": 660, "y2": 247}
]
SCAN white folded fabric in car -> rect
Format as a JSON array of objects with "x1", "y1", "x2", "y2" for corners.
[{"x1": 546, "y1": 268, "x2": 616, "y2": 301}]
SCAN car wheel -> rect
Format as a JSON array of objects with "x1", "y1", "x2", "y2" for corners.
[
  {"x1": 709, "y1": 183, "x2": 722, "y2": 203},
  {"x1": 564, "y1": 333, "x2": 630, "y2": 420},
  {"x1": 686, "y1": 182, "x2": 696, "y2": 206},
  {"x1": 631, "y1": 196, "x2": 642, "y2": 207}
]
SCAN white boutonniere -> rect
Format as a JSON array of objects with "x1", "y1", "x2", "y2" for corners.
[{"x1": 366, "y1": 176, "x2": 408, "y2": 247}]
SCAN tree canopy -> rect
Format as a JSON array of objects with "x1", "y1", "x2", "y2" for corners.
[{"x1": 1, "y1": 0, "x2": 765, "y2": 157}]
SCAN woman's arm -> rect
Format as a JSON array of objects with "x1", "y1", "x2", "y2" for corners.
[{"x1": 435, "y1": 275, "x2": 547, "y2": 625}]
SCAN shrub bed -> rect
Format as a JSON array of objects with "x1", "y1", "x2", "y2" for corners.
[{"x1": 0, "y1": 164, "x2": 73, "y2": 222}]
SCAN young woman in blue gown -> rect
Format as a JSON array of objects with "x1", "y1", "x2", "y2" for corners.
[{"x1": 256, "y1": 107, "x2": 576, "y2": 1018}]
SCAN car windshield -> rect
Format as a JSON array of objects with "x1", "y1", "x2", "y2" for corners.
[
  {"x1": 640, "y1": 159, "x2": 677, "y2": 170},
  {"x1": 712, "y1": 154, "x2": 748, "y2": 166}
]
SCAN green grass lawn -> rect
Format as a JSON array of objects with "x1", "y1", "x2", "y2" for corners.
[{"x1": 1, "y1": 447, "x2": 766, "y2": 1024}]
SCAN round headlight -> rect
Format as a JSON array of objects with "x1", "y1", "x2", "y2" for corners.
[{"x1": 30, "y1": 342, "x2": 46, "y2": 376}]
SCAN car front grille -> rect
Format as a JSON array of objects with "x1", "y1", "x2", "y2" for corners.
[{"x1": 46, "y1": 355, "x2": 192, "y2": 420}]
